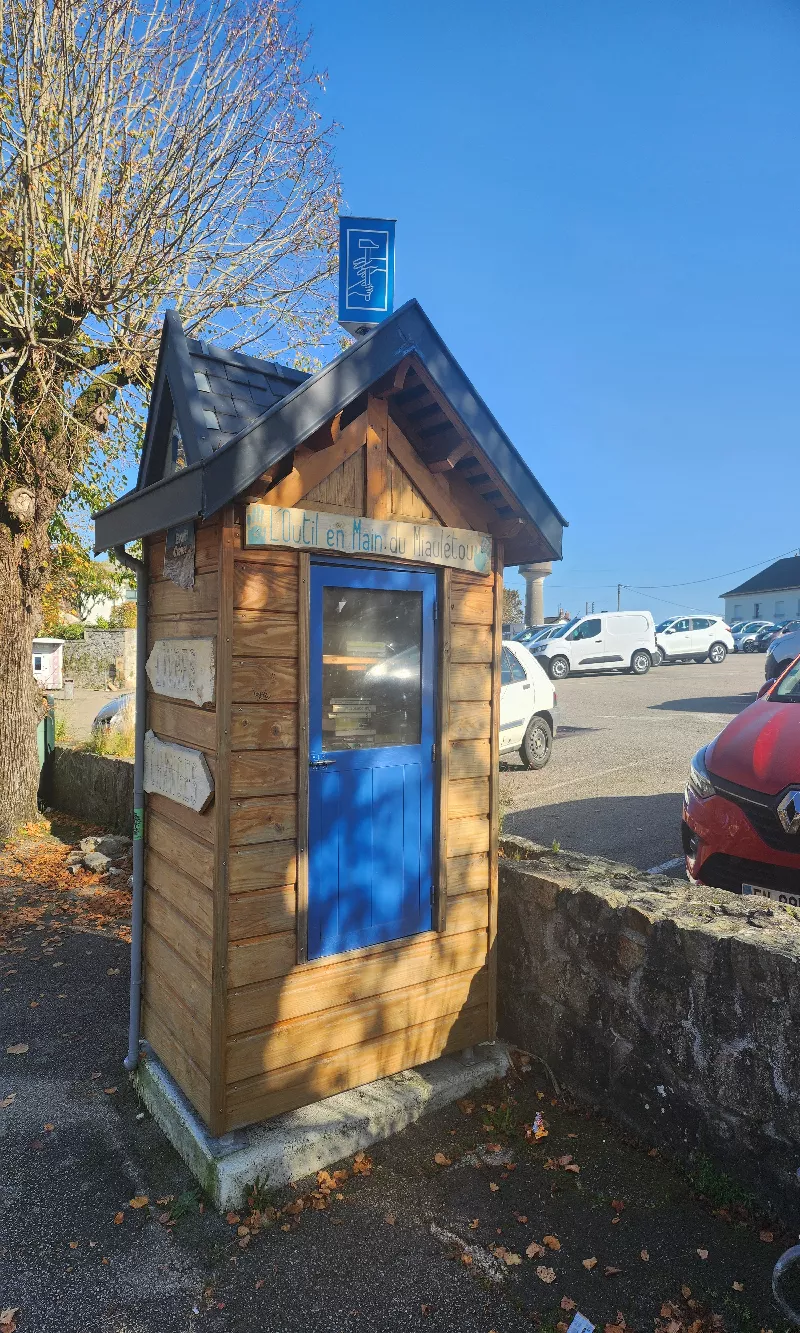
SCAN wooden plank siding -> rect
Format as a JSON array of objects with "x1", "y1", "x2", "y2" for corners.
[
  {"x1": 141, "y1": 412, "x2": 498, "y2": 1135},
  {"x1": 141, "y1": 520, "x2": 220, "y2": 1128}
]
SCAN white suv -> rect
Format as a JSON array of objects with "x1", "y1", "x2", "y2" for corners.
[
  {"x1": 655, "y1": 615, "x2": 733, "y2": 665},
  {"x1": 500, "y1": 640, "x2": 558, "y2": 768}
]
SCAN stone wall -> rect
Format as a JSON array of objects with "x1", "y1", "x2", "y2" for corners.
[
  {"x1": 63, "y1": 629, "x2": 136, "y2": 690},
  {"x1": 497, "y1": 835, "x2": 800, "y2": 1213},
  {"x1": 44, "y1": 747, "x2": 134, "y2": 835}
]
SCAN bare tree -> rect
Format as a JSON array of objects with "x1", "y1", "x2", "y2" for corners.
[{"x1": 0, "y1": 0, "x2": 340, "y2": 838}]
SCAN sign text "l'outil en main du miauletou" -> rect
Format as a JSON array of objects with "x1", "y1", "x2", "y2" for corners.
[{"x1": 245, "y1": 504, "x2": 492, "y2": 577}]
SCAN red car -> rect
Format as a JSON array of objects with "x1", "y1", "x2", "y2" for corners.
[{"x1": 682, "y1": 654, "x2": 800, "y2": 902}]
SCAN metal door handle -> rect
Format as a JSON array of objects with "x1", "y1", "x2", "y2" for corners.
[{"x1": 309, "y1": 757, "x2": 334, "y2": 768}]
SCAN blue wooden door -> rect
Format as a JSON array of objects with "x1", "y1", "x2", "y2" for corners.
[{"x1": 307, "y1": 561, "x2": 437, "y2": 960}]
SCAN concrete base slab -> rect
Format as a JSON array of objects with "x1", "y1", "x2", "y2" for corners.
[{"x1": 133, "y1": 1041, "x2": 511, "y2": 1212}]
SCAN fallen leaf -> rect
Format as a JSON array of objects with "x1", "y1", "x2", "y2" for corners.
[
  {"x1": 113, "y1": 1212, "x2": 124, "y2": 1225},
  {"x1": 6, "y1": 1044, "x2": 28, "y2": 1055},
  {"x1": 503, "y1": 1252, "x2": 522, "y2": 1266},
  {"x1": 526, "y1": 1241, "x2": 545, "y2": 1259},
  {"x1": 0, "y1": 1094, "x2": 16, "y2": 1108},
  {"x1": 513, "y1": 1213, "x2": 528, "y2": 1224},
  {"x1": 640, "y1": 1249, "x2": 649, "y2": 1261},
  {"x1": 384, "y1": 1213, "x2": 396, "y2": 1225},
  {"x1": 582, "y1": 1256, "x2": 598, "y2": 1270},
  {"x1": 44, "y1": 1123, "x2": 54, "y2": 1131},
  {"x1": 535, "y1": 1265, "x2": 556, "y2": 1284},
  {"x1": 104, "y1": 1086, "x2": 117, "y2": 1095},
  {"x1": 732, "y1": 1281, "x2": 744, "y2": 1292},
  {"x1": 564, "y1": 1163, "x2": 580, "y2": 1174},
  {"x1": 611, "y1": 1199, "x2": 625, "y2": 1212},
  {"x1": 461, "y1": 1253, "x2": 473, "y2": 1266},
  {"x1": 458, "y1": 1099, "x2": 475, "y2": 1115},
  {"x1": 682, "y1": 1285, "x2": 692, "y2": 1299},
  {"x1": 543, "y1": 1235, "x2": 561, "y2": 1251},
  {"x1": 352, "y1": 1152, "x2": 372, "y2": 1176},
  {"x1": 129, "y1": 1195, "x2": 149, "y2": 1209},
  {"x1": 604, "y1": 1266, "x2": 622, "y2": 1276},
  {"x1": 238, "y1": 1235, "x2": 250, "y2": 1248},
  {"x1": 660, "y1": 1305, "x2": 673, "y2": 1319},
  {"x1": 557, "y1": 1155, "x2": 573, "y2": 1166},
  {"x1": 697, "y1": 1248, "x2": 709, "y2": 1260},
  {"x1": 0, "y1": 1309, "x2": 20, "y2": 1333},
  {"x1": 434, "y1": 1152, "x2": 451, "y2": 1166},
  {"x1": 760, "y1": 1229, "x2": 774, "y2": 1243},
  {"x1": 420, "y1": 1305, "x2": 432, "y2": 1316},
  {"x1": 469, "y1": 1218, "x2": 479, "y2": 1230},
  {"x1": 226, "y1": 1213, "x2": 240, "y2": 1225},
  {"x1": 237, "y1": 1225, "x2": 250, "y2": 1237},
  {"x1": 255, "y1": 1280, "x2": 265, "y2": 1290},
  {"x1": 489, "y1": 1182, "x2": 500, "y2": 1192},
  {"x1": 29, "y1": 1001, "x2": 38, "y2": 1008},
  {"x1": 69, "y1": 1240, "x2": 78, "y2": 1249},
  {"x1": 561, "y1": 1297, "x2": 577, "y2": 1311}
]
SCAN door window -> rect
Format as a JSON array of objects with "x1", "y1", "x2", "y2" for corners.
[
  {"x1": 321, "y1": 586, "x2": 422, "y2": 751},
  {"x1": 690, "y1": 618, "x2": 711, "y2": 631},
  {"x1": 501, "y1": 647, "x2": 526, "y2": 684},
  {"x1": 568, "y1": 617, "x2": 601, "y2": 641}
]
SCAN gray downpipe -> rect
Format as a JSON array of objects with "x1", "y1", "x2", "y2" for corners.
[{"x1": 113, "y1": 544, "x2": 147, "y2": 1072}]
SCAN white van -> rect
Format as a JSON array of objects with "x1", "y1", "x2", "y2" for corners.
[{"x1": 530, "y1": 611, "x2": 656, "y2": 680}]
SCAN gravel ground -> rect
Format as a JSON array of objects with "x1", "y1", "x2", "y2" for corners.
[{"x1": 502, "y1": 653, "x2": 766, "y2": 874}]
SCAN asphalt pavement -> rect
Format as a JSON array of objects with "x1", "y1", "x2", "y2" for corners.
[{"x1": 502, "y1": 651, "x2": 765, "y2": 874}]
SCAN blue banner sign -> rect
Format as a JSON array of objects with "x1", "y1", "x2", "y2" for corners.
[{"x1": 338, "y1": 216, "x2": 395, "y2": 335}]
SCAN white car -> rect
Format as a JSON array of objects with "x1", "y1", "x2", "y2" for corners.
[
  {"x1": 733, "y1": 620, "x2": 774, "y2": 654},
  {"x1": 500, "y1": 639, "x2": 558, "y2": 768},
  {"x1": 655, "y1": 615, "x2": 733, "y2": 665},
  {"x1": 530, "y1": 611, "x2": 656, "y2": 680}
]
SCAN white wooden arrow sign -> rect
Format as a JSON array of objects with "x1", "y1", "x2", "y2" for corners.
[
  {"x1": 144, "y1": 730, "x2": 214, "y2": 813},
  {"x1": 146, "y1": 638, "x2": 215, "y2": 708}
]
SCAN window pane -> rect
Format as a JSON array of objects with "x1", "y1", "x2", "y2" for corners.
[
  {"x1": 501, "y1": 647, "x2": 514, "y2": 685},
  {"x1": 322, "y1": 586, "x2": 422, "y2": 750},
  {"x1": 509, "y1": 653, "x2": 526, "y2": 682}
]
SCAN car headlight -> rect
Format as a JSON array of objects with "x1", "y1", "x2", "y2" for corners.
[{"x1": 687, "y1": 746, "x2": 715, "y2": 800}]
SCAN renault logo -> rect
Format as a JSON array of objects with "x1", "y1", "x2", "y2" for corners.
[{"x1": 777, "y1": 791, "x2": 800, "y2": 834}]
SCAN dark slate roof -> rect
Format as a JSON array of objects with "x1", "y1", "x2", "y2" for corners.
[
  {"x1": 722, "y1": 556, "x2": 800, "y2": 598},
  {"x1": 95, "y1": 300, "x2": 567, "y2": 561}
]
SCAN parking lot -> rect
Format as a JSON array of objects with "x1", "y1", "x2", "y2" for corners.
[{"x1": 502, "y1": 651, "x2": 765, "y2": 874}]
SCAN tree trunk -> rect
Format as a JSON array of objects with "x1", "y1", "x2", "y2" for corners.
[{"x1": 0, "y1": 520, "x2": 49, "y2": 842}]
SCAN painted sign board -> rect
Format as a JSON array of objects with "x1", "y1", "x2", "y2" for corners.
[
  {"x1": 245, "y1": 503, "x2": 492, "y2": 577},
  {"x1": 144, "y1": 730, "x2": 214, "y2": 813},
  {"x1": 146, "y1": 638, "x2": 216, "y2": 708},
  {"x1": 338, "y1": 216, "x2": 395, "y2": 335},
  {"x1": 164, "y1": 522, "x2": 195, "y2": 590}
]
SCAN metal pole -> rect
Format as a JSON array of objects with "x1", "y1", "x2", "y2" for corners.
[
  {"x1": 617, "y1": 583, "x2": 622, "y2": 611},
  {"x1": 114, "y1": 545, "x2": 147, "y2": 1072}
]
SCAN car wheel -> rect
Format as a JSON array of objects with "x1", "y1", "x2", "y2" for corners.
[
  {"x1": 520, "y1": 714, "x2": 553, "y2": 770},
  {"x1": 651, "y1": 647, "x2": 663, "y2": 667},
  {"x1": 549, "y1": 655, "x2": 570, "y2": 680},
  {"x1": 743, "y1": 639, "x2": 757, "y2": 653},
  {"x1": 630, "y1": 650, "x2": 651, "y2": 675},
  {"x1": 708, "y1": 642, "x2": 727, "y2": 664}
]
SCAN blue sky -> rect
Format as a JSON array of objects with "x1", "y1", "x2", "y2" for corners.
[{"x1": 304, "y1": 0, "x2": 800, "y2": 619}]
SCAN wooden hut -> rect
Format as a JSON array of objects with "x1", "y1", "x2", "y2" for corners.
[{"x1": 95, "y1": 300, "x2": 566, "y2": 1137}]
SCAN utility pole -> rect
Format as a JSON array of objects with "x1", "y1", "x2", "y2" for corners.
[{"x1": 617, "y1": 583, "x2": 622, "y2": 611}]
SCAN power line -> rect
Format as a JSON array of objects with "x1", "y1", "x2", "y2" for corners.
[{"x1": 546, "y1": 546, "x2": 799, "y2": 594}]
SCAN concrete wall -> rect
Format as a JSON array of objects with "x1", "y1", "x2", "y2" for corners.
[
  {"x1": 63, "y1": 629, "x2": 136, "y2": 690},
  {"x1": 724, "y1": 588, "x2": 800, "y2": 624},
  {"x1": 497, "y1": 835, "x2": 800, "y2": 1213},
  {"x1": 45, "y1": 746, "x2": 134, "y2": 835}
]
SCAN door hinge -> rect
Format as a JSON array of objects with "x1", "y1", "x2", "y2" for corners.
[
  {"x1": 430, "y1": 885, "x2": 436, "y2": 906},
  {"x1": 433, "y1": 601, "x2": 438, "y2": 622},
  {"x1": 431, "y1": 742, "x2": 436, "y2": 763}
]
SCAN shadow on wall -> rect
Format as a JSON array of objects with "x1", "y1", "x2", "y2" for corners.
[
  {"x1": 649, "y1": 694, "x2": 756, "y2": 716},
  {"x1": 503, "y1": 792, "x2": 683, "y2": 871}
]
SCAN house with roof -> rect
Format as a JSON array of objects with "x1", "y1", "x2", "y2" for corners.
[{"x1": 722, "y1": 555, "x2": 800, "y2": 624}]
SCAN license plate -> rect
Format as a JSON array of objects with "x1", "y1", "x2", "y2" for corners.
[{"x1": 742, "y1": 883, "x2": 800, "y2": 908}]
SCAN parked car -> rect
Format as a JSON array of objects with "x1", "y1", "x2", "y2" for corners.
[
  {"x1": 733, "y1": 620, "x2": 774, "y2": 653},
  {"x1": 682, "y1": 653, "x2": 800, "y2": 899},
  {"x1": 761, "y1": 619, "x2": 800, "y2": 651},
  {"x1": 513, "y1": 624, "x2": 549, "y2": 647},
  {"x1": 92, "y1": 693, "x2": 134, "y2": 731},
  {"x1": 500, "y1": 639, "x2": 558, "y2": 768},
  {"x1": 655, "y1": 615, "x2": 733, "y2": 666},
  {"x1": 766, "y1": 629, "x2": 800, "y2": 684},
  {"x1": 529, "y1": 611, "x2": 656, "y2": 681}
]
